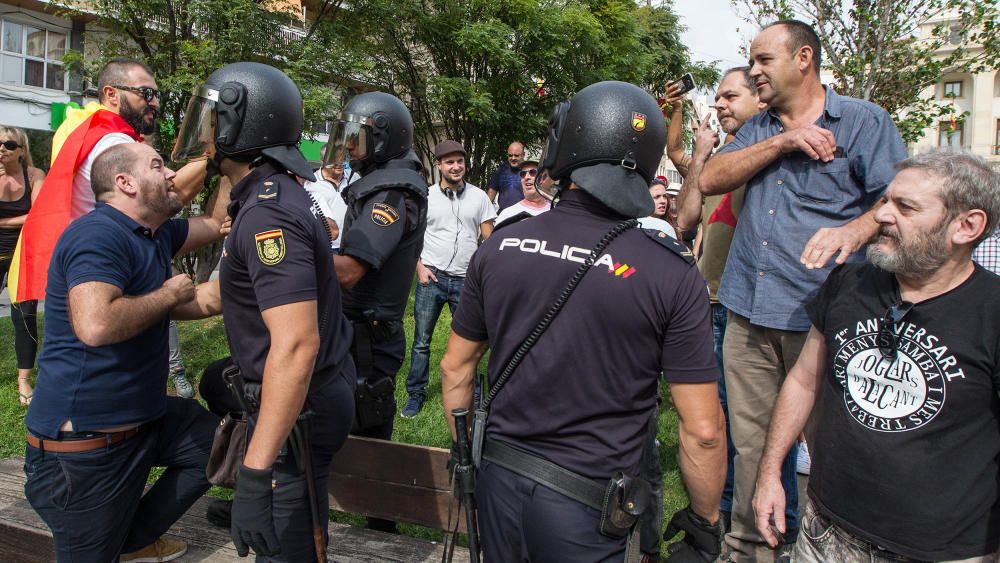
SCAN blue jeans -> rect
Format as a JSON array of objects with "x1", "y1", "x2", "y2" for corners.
[
  {"x1": 714, "y1": 303, "x2": 798, "y2": 530},
  {"x1": 24, "y1": 397, "x2": 217, "y2": 561},
  {"x1": 405, "y1": 273, "x2": 464, "y2": 399}
]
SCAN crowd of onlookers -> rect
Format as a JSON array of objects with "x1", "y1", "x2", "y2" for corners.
[{"x1": 3, "y1": 17, "x2": 1000, "y2": 563}]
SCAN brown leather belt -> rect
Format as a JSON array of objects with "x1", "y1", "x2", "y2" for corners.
[{"x1": 26, "y1": 427, "x2": 141, "y2": 453}]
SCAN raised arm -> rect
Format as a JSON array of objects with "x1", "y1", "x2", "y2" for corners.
[
  {"x1": 178, "y1": 175, "x2": 232, "y2": 255},
  {"x1": 664, "y1": 82, "x2": 692, "y2": 178},
  {"x1": 676, "y1": 117, "x2": 720, "y2": 235}
]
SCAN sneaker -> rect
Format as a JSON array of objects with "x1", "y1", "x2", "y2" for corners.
[
  {"x1": 401, "y1": 395, "x2": 425, "y2": 418},
  {"x1": 206, "y1": 499, "x2": 232, "y2": 528},
  {"x1": 796, "y1": 441, "x2": 811, "y2": 476},
  {"x1": 120, "y1": 537, "x2": 188, "y2": 562},
  {"x1": 170, "y1": 369, "x2": 195, "y2": 399}
]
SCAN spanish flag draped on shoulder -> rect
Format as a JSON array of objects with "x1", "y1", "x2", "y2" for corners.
[{"x1": 7, "y1": 102, "x2": 141, "y2": 303}]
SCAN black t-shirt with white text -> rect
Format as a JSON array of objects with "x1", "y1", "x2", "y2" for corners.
[
  {"x1": 806, "y1": 263, "x2": 1000, "y2": 559},
  {"x1": 452, "y1": 190, "x2": 718, "y2": 480}
]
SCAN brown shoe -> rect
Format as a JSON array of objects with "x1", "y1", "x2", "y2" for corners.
[{"x1": 120, "y1": 537, "x2": 188, "y2": 562}]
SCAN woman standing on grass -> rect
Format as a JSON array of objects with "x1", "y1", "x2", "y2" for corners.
[{"x1": 0, "y1": 126, "x2": 45, "y2": 405}]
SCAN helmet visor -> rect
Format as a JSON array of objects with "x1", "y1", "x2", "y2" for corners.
[
  {"x1": 171, "y1": 86, "x2": 217, "y2": 163},
  {"x1": 323, "y1": 114, "x2": 372, "y2": 168}
]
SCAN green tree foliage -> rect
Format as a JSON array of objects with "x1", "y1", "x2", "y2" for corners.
[
  {"x1": 731, "y1": 0, "x2": 1000, "y2": 143},
  {"x1": 336, "y1": 0, "x2": 717, "y2": 185}
]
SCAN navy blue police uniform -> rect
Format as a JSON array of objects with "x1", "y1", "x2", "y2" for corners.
[
  {"x1": 452, "y1": 189, "x2": 719, "y2": 560},
  {"x1": 219, "y1": 161, "x2": 356, "y2": 562},
  {"x1": 339, "y1": 158, "x2": 428, "y2": 440}
]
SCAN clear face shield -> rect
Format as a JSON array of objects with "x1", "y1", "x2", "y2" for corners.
[
  {"x1": 322, "y1": 113, "x2": 373, "y2": 174},
  {"x1": 171, "y1": 85, "x2": 218, "y2": 163}
]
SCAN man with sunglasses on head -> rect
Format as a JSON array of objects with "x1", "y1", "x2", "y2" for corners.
[
  {"x1": 487, "y1": 141, "x2": 526, "y2": 212},
  {"x1": 753, "y1": 149, "x2": 1000, "y2": 562}
]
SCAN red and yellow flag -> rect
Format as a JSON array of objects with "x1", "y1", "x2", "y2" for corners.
[{"x1": 7, "y1": 103, "x2": 140, "y2": 302}]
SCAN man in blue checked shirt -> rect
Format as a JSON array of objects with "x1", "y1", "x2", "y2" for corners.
[{"x1": 698, "y1": 19, "x2": 908, "y2": 562}]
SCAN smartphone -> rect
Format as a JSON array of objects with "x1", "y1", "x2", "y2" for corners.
[{"x1": 670, "y1": 73, "x2": 696, "y2": 96}]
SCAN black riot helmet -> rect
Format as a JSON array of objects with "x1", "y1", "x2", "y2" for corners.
[
  {"x1": 323, "y1": 92, "x2": 413, "y2": 176},
  {"x1": 172, "y1": 62, "x2": 315, "y2": 181},
  {"x1": 539, "y1": 81, "x2": 666, "y2": 218}
]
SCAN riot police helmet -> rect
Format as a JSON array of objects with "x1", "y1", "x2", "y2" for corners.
[
  {"x1": 172, "y1": 61, "x2": 314, "y2": 181},
  {"x1": 539, "y1": 81, "x2": 666, "y2": 218},
  {"x1": 323, "y1": 92, "x2": 413, "y2": 176}
]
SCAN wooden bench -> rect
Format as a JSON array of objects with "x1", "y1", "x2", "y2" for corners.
[{"x1": 0, "y1": 437, "x2": 470, "y2": 562}]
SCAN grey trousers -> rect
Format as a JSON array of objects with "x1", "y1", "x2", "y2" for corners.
[{"x1": 795, "y1": 499, "x2": 999, "y2": 563}]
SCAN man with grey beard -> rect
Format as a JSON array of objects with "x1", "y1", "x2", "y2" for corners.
[{"x1": 752, "y1": 149, "x2": 1000, "y2": 561}]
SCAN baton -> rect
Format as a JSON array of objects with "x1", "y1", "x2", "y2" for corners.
[
  {"x1": 452, "y1": 408, "x2": 481, "y2": 563},
  {"x1": 289, "y1": 411, "x2": 327, "y2": 563}
]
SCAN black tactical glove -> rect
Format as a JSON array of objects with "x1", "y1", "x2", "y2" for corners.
[
  {"x1": 663, "y1": 506, "x2": 723, "y2": 562},
  {"x1": 231, "y1": 464, "x2": 280, "y2": 557}
]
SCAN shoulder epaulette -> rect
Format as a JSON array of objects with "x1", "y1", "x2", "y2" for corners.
[
  {"x1": 256, "y1": 179, "x2": 281, "y2": 202},
  {"x1": 642, "y1": 228, "x2": 695, "y2": 265}
]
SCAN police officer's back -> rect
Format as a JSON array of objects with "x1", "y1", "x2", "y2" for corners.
[{"x1": 440, "y1": 81, "x2": 727, "y2": 562}]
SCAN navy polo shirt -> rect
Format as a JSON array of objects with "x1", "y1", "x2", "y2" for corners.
[
  {"x1": 487, "y1": 162, "x2": 523, "y2": 212},
  {"x1": 452, "y1": 190, "x2": 718, "y2": 479},
  {"x1": 27, "y1": 203, "x2": 188, "y2": 438},
  {"x1": 717, "y1": 86, "x2": 907, "y2": 331},
  {"x1": 219, "y1": 162, "x2": 353, "y2": 384}
]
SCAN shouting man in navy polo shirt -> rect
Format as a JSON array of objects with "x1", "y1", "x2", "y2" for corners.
[
  {"x1": 24, "y1": 142, "x2": 229, "y2": 562},
  {"x1": 698, "y1": 20, "x2": 908, "y2": 561}
]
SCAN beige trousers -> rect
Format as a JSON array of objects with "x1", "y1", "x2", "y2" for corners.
[{"x1": 721, "y1": 312, "x2": 808, "y2": 562}]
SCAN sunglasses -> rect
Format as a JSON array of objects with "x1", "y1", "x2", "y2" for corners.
[
  {"x1": 876, "y1": 301, "x2": 914, "y2": 360},
  {"x1": 113, "y1": 85, "x2": 161, "y2": 102},
  {"x1": 0, "y1": 140, "x2": 22, "y2": 150},
  {"x1": 508, "y1": 153, "x2": 523, "y2": 158},
  {"x1": 519, "y1": 168, "x2": 538, "y2": 178}
]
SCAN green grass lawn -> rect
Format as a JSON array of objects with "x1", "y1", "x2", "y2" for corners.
[{"x1": 0, "y1": 287, "x2": 691, "y2": 554}]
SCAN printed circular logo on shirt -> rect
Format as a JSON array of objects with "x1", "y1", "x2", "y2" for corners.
[
  {"x1": 255, "y1": 229, "x2": 286, "y2": 266},
  {"x1": 831, "y1": 318, "x2": 961, "y2": 433},
  {"x1": 371, "y1": 202, "x2": 399, "y2": 227}
]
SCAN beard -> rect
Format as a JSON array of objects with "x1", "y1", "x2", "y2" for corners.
[
  {"x1": 867, "y1": 222, "x2": 951, "y2": 278},
  {"x1": 140, "y1": 180, "x2": 183, "y2": 218},
  {"x1": 120, "y1": 95, "x2": 157, "y2": 135}
]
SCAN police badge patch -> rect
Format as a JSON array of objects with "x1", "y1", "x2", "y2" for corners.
[
  {"x1": 255, "y1": 229, "x2": 286, "y2": 265},
  {"x1": 371, "y1": 202, "x2": 400, "y2": 227}
]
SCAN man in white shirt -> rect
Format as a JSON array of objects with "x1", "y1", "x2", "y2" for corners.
[
  {"x1": 494, "y1": 160, "x2": 550, "y2": 228},
  {"x1": 304, "y1": 149, "x2": 355, "y2": 250},
  {"x1": 402, "y1": 140, "x2": 495, "y2": 417}
]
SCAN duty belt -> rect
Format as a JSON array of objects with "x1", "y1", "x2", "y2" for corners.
[{"x1": 482, "y1": 439, "x2": 605, "y2": 510}]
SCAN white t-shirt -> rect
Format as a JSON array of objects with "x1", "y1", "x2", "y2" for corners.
[
  {"x1": 303, "y1": 177, "x2": 351, "y2": 250},
  {"x1": 421, "y1": 183, "x2": 496, "y2": 277},
  {"x1": 71, "y1": 133, "x2": 135, "y2": 219},
  {"x1": 494, "y1": 199, "x2": 550, "y2": 226}
]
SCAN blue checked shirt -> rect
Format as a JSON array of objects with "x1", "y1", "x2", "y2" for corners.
[
  {"x1": 973, "y1": 229, "x2": 1000, "y2": 275},
  {"x1": 717, "y1": 86, "x2": 908, "y2": 331}
]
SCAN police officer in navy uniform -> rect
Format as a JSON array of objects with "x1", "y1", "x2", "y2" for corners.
[
  {"x1": 440, "y1": 81, "x2": 727, "y2": 562},
  {"x1": 173, "y1": 62, "x2": 356, "y2": 561},
  {"x1": 324, "y1": 98, "x2": 427, "y2": 425}
]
